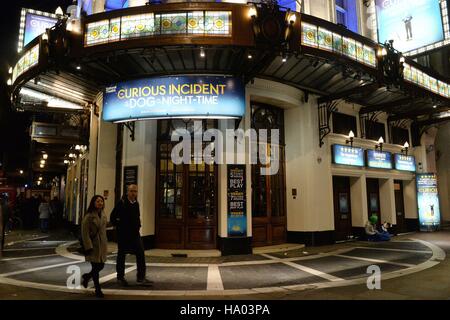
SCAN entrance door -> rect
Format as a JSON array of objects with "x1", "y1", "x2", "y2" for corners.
[
  {"x1": 251, "y1": 104, "x2": 287, "y2": 247},
  {"x1": 155, "y1": 119, "x2": 217, "y2": 249},
  {"x1": 394, "y1": 180, "x2": 406, "y2": 233},
  {"x1": 332, "y1": 176, "x2": 353, "y2": 241},
  {"x1": 366, "y1": 178, "x2": 380, "y2": 225}
]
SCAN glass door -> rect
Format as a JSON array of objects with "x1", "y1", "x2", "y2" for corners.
[{"x1": 155, "y1": 119, "x2": 218, "y2": 249}]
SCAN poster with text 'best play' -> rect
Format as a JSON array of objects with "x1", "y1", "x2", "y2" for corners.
[
  {"x1": 416, "y1": 173, "x2": 441, "y2": 231},
  {"x1": 227, "y1": 165, "x2": 247, "y2": 237}
]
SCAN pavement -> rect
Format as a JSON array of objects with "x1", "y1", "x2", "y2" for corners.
[{"x1": 0, "y1": 229, "x2": 449, "y2": 300}]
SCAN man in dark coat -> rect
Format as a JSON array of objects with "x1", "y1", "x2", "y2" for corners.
[{"x1": 110, "y1": 184, "x2": 151, "y2": 286}]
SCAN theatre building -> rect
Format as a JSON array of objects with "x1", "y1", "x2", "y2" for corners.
[{"x1": 9, "y1": 0, "x2": 450, "y2": 254}]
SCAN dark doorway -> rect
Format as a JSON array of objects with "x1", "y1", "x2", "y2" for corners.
[
  {"x1": 394, "y1": 180, "x2": 406, "y2": 234},
  {"x1": 155, "y1": 119, "x2": 218, "y2": 249},
  {"x1": 332, "y1": 176, "x2": 353, "y2": 241},
  {"x1": 366, "y1": 178, "x2": 380, "y2": 225}
]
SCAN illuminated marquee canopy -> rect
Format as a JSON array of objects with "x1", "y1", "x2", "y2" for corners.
[{"x1": 103, "y1": 76, "x2": 245, "y2": 122}]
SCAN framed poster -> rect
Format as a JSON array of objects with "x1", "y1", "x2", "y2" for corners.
[
  {"x1": 227, "y1": 165, "x2": 247, "y2": 237},
  {"x1": 123, "y1": 166, "x2": 138, "y2": 196},
  {"x1": 416, "y1": 173, "x2": 441, "y2": 231}
]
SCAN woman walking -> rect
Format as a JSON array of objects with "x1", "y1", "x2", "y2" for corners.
[{"x1": 81, "y1": 195, "x2": 108, "y2": 298}]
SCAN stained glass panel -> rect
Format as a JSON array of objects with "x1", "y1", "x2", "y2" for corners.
[
  {"x1": 109, "y1": 18, "x2": 121, "y2": 42},
  {"x1": 85, "y1": 20, "x2": 110, "y2": 46},
  {"x1": 423, "y1": 73, "x2": 430, "y2": 89},
  {"x1": 417, "y1": 70, "x2": 424, "y2": 87},
  {"x1": 204, "y1": 11, "x2": 231, "y2": 35},
  {"x1": 160, "y1": 13, "x2": 187, "y2": 35},
  {"x1": 430, "y1": 77, "x2": 438, "y2": 93},
  {"x1": 301, "y1": 22, "x2": 318, "y2": 47},
  {"x1": 318, "y1": 27, "x2": 332, "y2": 51},
  {"x1": 438, "y1": 80, "x2": 446, "y2": 96},
  {"x1": 332, "y1": 33, "x2": 342, "y2": 53},
  {"x1": 121, "y1": 14, "x2": 155, "y2": 39},
  {"x1": 403, "y1": 63, "x2": 411, "y2": 82},
  {"x1": 411, "y1": 67, "x2": 418, "y2": 83},
  {"x1": 355, "y1": 41, "x2": 364, "y2": 62},
  {"x1": 342, "y1": 37, "x2": 356, "y2": 59},
  {"x1": 363, "y1": 45, "x2": 376, "y2": 66},
  {"x1": 188, "y1": 11, "x2": 205, "y2": 34}
]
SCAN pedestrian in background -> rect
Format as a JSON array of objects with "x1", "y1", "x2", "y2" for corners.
[
  {"x1": 38, "y1": 197, "x2": 51, "y2": 233},
  {"x1": 81, "y1": 195, "x2": 108, "y2": 298},
  {"x1": 110, "y1": 184, "x2": 152, "y2": 287}
]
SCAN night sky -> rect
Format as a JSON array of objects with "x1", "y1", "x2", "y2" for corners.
[{"x1": 0, "y1": 1, "x2": 73, "y2": 174}]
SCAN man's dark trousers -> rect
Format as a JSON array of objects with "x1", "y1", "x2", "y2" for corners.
[{"x1": 116, "y1": 238, "x2": 146, "y2": 280}]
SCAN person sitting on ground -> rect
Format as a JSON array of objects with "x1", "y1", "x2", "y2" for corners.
[{"x1": 365, "y1": 214, "x2": 390, "y2": 241}]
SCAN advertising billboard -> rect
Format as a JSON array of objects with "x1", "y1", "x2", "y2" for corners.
[
  {"x1": 375, "y1": 0, "x2": 445, "y2": 53},
  {"x1": 18, "y1": 9, "x2": 58, "y2": 52},
  {"x1": 367, "y1": 150, "x2": 393, "y2": 169},
  {"x1": 394, "y1": 154, "x2": 416, "y2": 172},
  {"x1": 227, "y1": 165, "x2": 247, "y2": 237},
  {"x1": 416, "y1": 173, "x2": 441, "y2": 231},
  {"x1": 332, "y1": 145, "x2": 364, "y2": 167},
  {"x1": 103, "y1": 76, "x2": 246, "y2": 122}
]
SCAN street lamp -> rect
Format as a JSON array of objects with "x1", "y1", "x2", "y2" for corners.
[
  {"x1": 402, "y1": 141, "x2": 409, "y2": 155},
  {"x1": 43, "y1": 154, "x2": 48, "y2": 160},
  {"x1": 345, "y1": 130, "x2": 355, "y2": 147},
  {"x1": 375, "y1": 136, "x2": 384, "y2": 152}
]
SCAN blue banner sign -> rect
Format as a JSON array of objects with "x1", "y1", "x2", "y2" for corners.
[
  {"x1": 367, "y1": 150, "x2": 392, "y2": 169},
  {"x1": 103, "y1": 76, "x2": 245, "y2": 122},
  {"x1": 24, "y1": 13, "x2": 58, "y2": 47},
  {"x1": 375, "y1": 0, "x2": 444, "y2": 53},
  {"x1": 394, "y1": 154, "x2": 416, "y2": 172},
  {"x1": 227, "y1": 165, "x2": 247, "y2": 237},
  {"x1": 416, "y1": 173, "x2": 441, "y2": 231},
  {"x1": 332, "y1": 145, "x2": 364, "y2": 167}
]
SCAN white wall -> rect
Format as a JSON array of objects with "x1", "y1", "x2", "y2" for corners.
[
  {"x1": 96, "y1": 107, "x2": 117, "y2": 220},
  {"x1": 87, "y1": 96, "x2": 100, "y2": 205},
  {"x1": 350, "y1": 176, "x2": 367, "y2": 227},
  {"x1": 122, "y1": 120, "x2": 157, "y2": 237},
  {"x1": 379, "y1": 178, "x2": 396, "y2": 225},
  {"x1": 404, "y1": 179, "x2": 418, "y2": 219},
  {"x1": 247, "y1": 79, "x2": 335, "y2": 233},
  {"x1": 285, "y1": 97, "x2": 335, "y2": 232}
]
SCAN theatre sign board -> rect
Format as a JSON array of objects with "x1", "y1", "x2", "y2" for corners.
[{"x1": 103, "y1": 76, "x2": 245, "y2": 122}]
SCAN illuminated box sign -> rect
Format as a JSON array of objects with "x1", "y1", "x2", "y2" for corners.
[
  {"x1": 375, "y1": 0, "x2": 445, "y2": 54},
  {"x1": 24, "y1": 13, "x2": 58, "y2": 47},
  {"x1": 103, "y1": 76, "x2": 245, "y2": 122},
  {"x1": 332, "y1": 144, "x2": 364, "y2": 167},
  {"x1": 18, "y1": 9, "x2": 58, "y2": 52},
  {"x1": 367, "y1": 150, "x2": 392, "y2": 169},
  {"x1": 227, "y1": 165, "x2": 247, "y2": 237},
  {"x1": 416, "y1": 173, "x2": 441, "y2": 231},
  {"x1": 394, "y1": 154, "x2": 416, "y2": 172}
]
